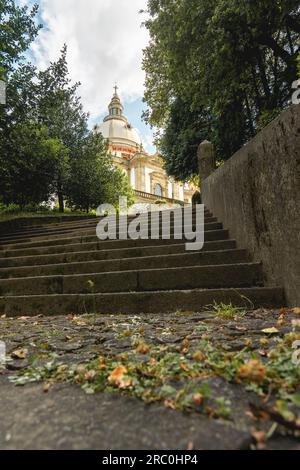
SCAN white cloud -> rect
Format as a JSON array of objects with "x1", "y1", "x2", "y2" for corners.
[{"x1": 31, "y1": 0, "x2": 149, "y2": 119}]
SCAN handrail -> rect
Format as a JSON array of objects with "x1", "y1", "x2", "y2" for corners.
[{"x1": 134, "y1": 190, "x2": 184, "y2": 205}]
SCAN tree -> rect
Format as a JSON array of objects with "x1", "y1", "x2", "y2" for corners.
[
  {"x1": 34, "y1": 45, "x2": 89, "y2": 211},
  {"x1": 1, "y1": 123, "x2": 65, "y2": 208},
  {"x1": 142, "y1": 0, "x2": 300, "y2": 180},
  {"x1": 65, "y1": 132, "x2": 134, "y2": 212},
  {"x1": 0, "y1": 0, "x2": 41, "y2": 80}
]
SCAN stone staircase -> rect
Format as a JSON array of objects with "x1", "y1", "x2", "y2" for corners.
[{"x1": 0, "y1": 208, "x2": 284, "y2": 316}]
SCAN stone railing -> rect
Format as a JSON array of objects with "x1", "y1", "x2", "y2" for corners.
[
  {"x1": 198, "y1": 105, "x2": 300, "y2": 306},
  {"x1": 134, "y1": 190, "x2": 184, "y2": 205}
]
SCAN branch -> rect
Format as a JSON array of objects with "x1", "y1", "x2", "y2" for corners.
[
  {"x1": 286, "y1": 16, "x2": 300, "y2": 34},
  {"x1": 258, "y1": 35, "x2": 293, "y2": 66}
]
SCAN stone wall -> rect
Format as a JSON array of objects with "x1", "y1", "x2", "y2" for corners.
[{"x1": 201, "y1": 105, "x2": 300, "y2": 306}]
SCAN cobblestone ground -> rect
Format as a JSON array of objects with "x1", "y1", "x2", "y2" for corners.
[{"x1": 0, "y1": 308, "x2": 300, "y2": 450}]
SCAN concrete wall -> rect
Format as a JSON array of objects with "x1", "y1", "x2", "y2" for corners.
[{"x1": 202, "y1": 105, "x2": 300, "y2": 306}]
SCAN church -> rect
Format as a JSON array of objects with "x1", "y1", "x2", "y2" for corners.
[{"x1": 95, "y1": 87, "x2": 194, "y2": 204}]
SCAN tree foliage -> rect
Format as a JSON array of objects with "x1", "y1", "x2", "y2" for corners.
[
  {"x1": 66, "y1": 132, "x2": 134, "y2": 212},
  {"x1": 0, "y1": 2, "x2": 133, "y2": 212},
  {"x1": 143, "y1": 0, "x2": 300, "y2": 180},
  {"x1": 0, "y1": 123, "x2": 65, "y2": 208},
  {"x1": 0, "y1": 0, "x2": 41, "y2": 79}
]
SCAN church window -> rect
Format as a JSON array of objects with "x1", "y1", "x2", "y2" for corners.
[{"x1": 154, "y1": 183, "x2": 163, "y2": 197}]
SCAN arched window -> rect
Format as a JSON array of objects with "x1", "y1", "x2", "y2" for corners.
[{"x1": 154, "y1": 183, "x2": 163, "y2": 197}]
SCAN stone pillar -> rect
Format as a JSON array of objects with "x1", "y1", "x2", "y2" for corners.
[
  {"x1": 0, "y1": 80, "x2": 6, "y2": 105},
  {"x1": 197, "y1": 140, "x2": 215, "y2": 180}
]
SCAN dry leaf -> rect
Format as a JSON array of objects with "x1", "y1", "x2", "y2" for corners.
[
  {"x1": 187, "y1": 442, "x2": 194, "y2": 451},
  {"x1": 11, "y1": 348, "x2": 28, "y2": 359},
  {"x1": 84, "y1": 370, "x2": 97, "y2": 381},
  {"x1": 108, "y1": 365, "x2": 132, "y2": 389},
  {"x1": 164, "y1": 399, "x2": 176, "y2": 409},
  {"x1": 251, "y1": 430, "x2": 266, "y2": 444},
  {"x1": 193, "y1": 393, "x2": 204, "y2": 406},
  {"x1": 135, "y1": 343, "x2": 150, "y2": 354},
  {"x1": 43, "y1": 383, "x2": 51, "y2": 393},
  {"x1": 262, "y1": 327, "x2": 279, "y2": 334},
  {"x1": 180, "y1": 362, "x2": 190, "y2": 372},
  {"x1": 292, "y1": 319, "x2": 300, "y2": 329},
  {"x1": 292, "y1": 308, "x2": 300, "y2": 316},
  {"x1": 192, "y1": 351, "x2": 206, "y2": 362},
  {"x1": 238, "y1": 359, "x2": 266, "y2": 384},
  {"x1": 279, "y1": 308, "x2": 288, "y2": 316}
]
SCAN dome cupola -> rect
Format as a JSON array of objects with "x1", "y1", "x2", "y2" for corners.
[
  {"x1": 104, "y1": 85, "x2": 127, "y2": 123},
  {"x1": 96, "y1": 86, "x2": 142, "y2": 149}
]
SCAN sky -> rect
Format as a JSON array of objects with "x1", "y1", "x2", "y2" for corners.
[{"x1": 20, "y1": 0, "x2": 156, "y2": 152}]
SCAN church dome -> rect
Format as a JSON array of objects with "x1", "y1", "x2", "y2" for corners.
[
  {"x1": 97, "y1": 119, "x2": 142, "y2": 147},
  {"x1": 96, "y1": 87, "x2": 142, "y2": 148}
]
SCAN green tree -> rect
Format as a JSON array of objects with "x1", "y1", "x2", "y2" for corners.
[
  {"x1": 0, "y1": 0, "x2": 41, "y2": 79},
  {"x1": 143, "y1": 0, "x2": 300, "y2": 180},
  {"x1": 35, "y1": 45, "x2": 89, "y2": 211},
  {"x1": 66, "y1": 132, "x2": 134, "y2": 212},
  {"x1": 1, "y1": 123, "x2": 65, "y2": 208}
]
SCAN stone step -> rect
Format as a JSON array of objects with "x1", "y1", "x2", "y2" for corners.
[
  {"x1": 1, "y1": 212, "x2": 216, "y2": 239},
  {"x1": 0, "y1": 240, "x2": 237, "y2": 268},
  {"x1": 0, "y1": 263, "x2": 263, "y2": 296},
  {"x1": 0, "y1": 229, "x2": 230, "y2": 258},
  {"x1": 0, "y1": 287, "x2": 284, "y2": 316},
  {"x1": 0, "y1": 221, "x2": 222, "y2": 246},
  {"x1": 0, "y1": 249, "x2": 249, "y2": 278}
]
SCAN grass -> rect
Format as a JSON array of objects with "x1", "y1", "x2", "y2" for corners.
[{"x1": 211, "y1": 302, "x2": 247, "y2": 319}]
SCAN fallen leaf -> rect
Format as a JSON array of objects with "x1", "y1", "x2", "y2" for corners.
[
  {"x1": 187, "y1": 442, "x2": 194, "y2": 451},
  {"x1": 262, "y1": 327, "x2": 279, "y2": 335},
  {"x1": 43, "y1": 383, "x2": 51, "y2": 393},
  {"x1": 84, "y1": 370, "x2": 97, "y2": 381},
  {"x1": 108, "y1": 365, "x2": 132, "y2": 389},
  {"x1": 251, "y1": 430, "x2": 266, "y2": 444},
  {"x1": 292, "y1": 308, "x2": 300, "y2": 316},
  {"x1": 238, "y1": 359, "x2": 266, "y2": 384},
  {"x1": 193, "y1": 393, "x2": 204, "y2": 406},
  {"x1": 135, "y1": 342, "x2": 150, "y2": 354},
  {"x1": 192, "y1": 351, "x2": 206, "y2": 362},
  {"x1": 164, "y1": 399, "x2": 176, "y2": 409},
  {"x1": 279, "y1": 308, "x2": 288, "y2": 316},
  {"x1": 180, "y1": 362, "x2": 190, "y2": 372},
  {"x1": 292, "y1": 319, "x2": 300, "y2": 329},
  {"x1": 11, "y1": 348, "x2": 28, "y2": 359},
  {"x1": 258, "y1": 349, "x2": 267, "y2": 357},
  {"x1": 245, "y1": 410, "x2": 257, "y2": 421}
]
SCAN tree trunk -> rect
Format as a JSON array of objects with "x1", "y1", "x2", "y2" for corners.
[
  {"x1": 58, "y1": 190, "x2": 64, "y2": 213},
  {"x1": 258, "y1": 35, "x2": 293, "y2": 67}
]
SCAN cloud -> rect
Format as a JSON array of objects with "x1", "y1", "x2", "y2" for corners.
[{"x1": 30, "y1": 0, "x2": 150, "y2": 119}]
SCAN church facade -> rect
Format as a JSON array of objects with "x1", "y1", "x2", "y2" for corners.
[{"x1": 95, "y1": 88, "x2": 194, "y2": 204}]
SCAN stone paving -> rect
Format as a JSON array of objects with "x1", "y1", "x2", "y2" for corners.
[{"x1": 0, "y1": 308, "x2": 300, "y2": 450}]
